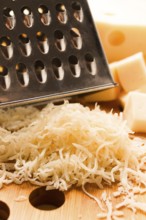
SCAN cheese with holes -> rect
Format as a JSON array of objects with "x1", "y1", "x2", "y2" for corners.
[
  {"x1": 123, "y1": 92, "x2": 146, "y2": 133},
  {"x1": 115, "y1": 52, "x2": 146, "y2": 92},
  {"x1": 88, "y1": 0, "x2": 146, "y2": 62},
  {"x1": 82, "y1": 62, "x2": 121, "y2": 102}
]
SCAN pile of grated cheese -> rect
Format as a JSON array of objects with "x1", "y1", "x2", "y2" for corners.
[{"x1": 0, "y1": 101, "x2": 146, "y2": 219}]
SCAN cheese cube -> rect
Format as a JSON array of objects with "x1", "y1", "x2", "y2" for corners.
[
  {"x1": 123, "y1": 92, "x2": 146, "y2": 133},
  {"x1": 82, "y1": 62, "x2": 121, "y2": 102},
  {"x1": 119, "y1": 92, "x2": 129, "y2": 108},
  {"x1": 109, "y1": 62, "x2": 120, "y2": 82},
  {"x1": 116, "y1": 52, "x2": 146, "y2": 92},
  {"x1": 119, "y1": 86, "x2": 146, "y2": 108}
]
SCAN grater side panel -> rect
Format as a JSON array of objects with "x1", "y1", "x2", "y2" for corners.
[{"x1": 0, "y1": 0, "x2": 115, "y2": 107}]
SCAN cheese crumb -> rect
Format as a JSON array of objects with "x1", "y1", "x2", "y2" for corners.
[{"x1": 15, "y1": 195, "x2": 27, "y2": 202}]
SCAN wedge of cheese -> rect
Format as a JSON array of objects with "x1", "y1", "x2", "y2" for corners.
[
  {"x1": 123, "y1": 91, "x2": 146, "y2": 133},
  {"x1": 81, "y1": 62, "x2": 121, "y2": 102},
  {"x1": 137, "y1": 85, "x2": 146, "y2": 93},
  {"x1": 88, "y1": 0, "x2": 146, "y2": 62}
]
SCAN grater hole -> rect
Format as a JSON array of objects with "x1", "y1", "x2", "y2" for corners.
[
  {"x1": 52, "y1": 58, "x2": 64, "y2": 80},
  {"x1": 19, "y1": 33, "x2": 29, "y2": 44},
  {"x1": 72, "y1": 2, "x2": 83, "y2": 22},
  {"x1": 0, "y1": 36, "x2": 13, "y2": 59},
  {"x1": 3, "y1": 7, "x2": 16, "y2": 30},
  {"x1": 54, "y1": 30, "x2": 66, "y2": 52},
  {"x1": 70, "y1": 28, "x2": 82, "y2": 49},
  {"x1": 21, "y1": 6, "x2": 34, "y2": 28},
  {"x1": 0, "y1": 66, "x2": 8, "y2": 77},
  {"x1": 19, "y1": 34, "x2": 31, "y2": 57},
  {"x1": 29, "y1": 187, "x2": 65, "y2": 211},
  {"x1": 38, "y1": 5, "x2": 51, "y2": 26},
  {"x1": 56, "y1": 4, "x2": 67, "y2": 24},
  {"x1": 36, "y1": 32, "x2": 49, "y2": 54},
  {"x1": 0, "y1": 201, "x2": 10, "y2": 220},
  {"x1": 16, "y1": 63, "x2": 29, "y2": 87},
  {"x1": 34, "y1": 60, "x2": 47, "y2": 83},
  {"x1": 69, "y1": 55, "x2": 80, "y2": 77},
  {"x1": 85, "y1": 53, "x2": 96, "y2": 75},
  {"x1": 0, "y1": 66, "x2": 10, "y2": 90}
]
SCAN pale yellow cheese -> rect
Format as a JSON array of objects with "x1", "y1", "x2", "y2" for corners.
[
  {"x1": 81, "y1": 62, "x2": 121, "y2": 102},
  {"x1": 115, "y1": 52, "x2": 146, "y2": 92},
  {"x1": 82, "y1": 52, "x2": 146, "y2": 103},
  {"x1": 119, "y1": 85, "x2": 146, "y2": 108},
  {"x1": 137, "y1": 85, "x2": 146, "y2": 93},
  {"x1": 123, "y1": 91, "x2": 146, "y2": 133},
  {"x1": 88, "y1": 0, "x2": 146, "y2": 62},
  {"x1": 119, "y1": 92, "x2": 129, "y2": 108}
]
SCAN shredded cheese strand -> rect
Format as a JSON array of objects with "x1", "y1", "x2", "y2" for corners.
[{"x1": 0, "y1": 102, "x2": 146, "y2": 219}]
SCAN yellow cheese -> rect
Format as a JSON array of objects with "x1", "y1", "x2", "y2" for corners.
[
  {"x1": 119, "y1": 92, "x2": 129, "y2": 108},
  {"x1": 115, "y1": 52, "x2": 146, "y2": 92},
  {"x1": 119, "y1": 84, "x2": 146, "y2": 108},
  {"x1": 82, "y1": 52, "x2": 146, "y2": 103},
  {"x1": 81, "y1": 62, "x2": 121, "y2": 102},
  {"x1": 137, "y1": 85, "x2": 146, "y2": 93},
  {"x1": 123, "y1": 91, "x2": 146, "y2": 133},
  {"x1": 88, "y1": 0, "x2": 146, "y2": 62}
]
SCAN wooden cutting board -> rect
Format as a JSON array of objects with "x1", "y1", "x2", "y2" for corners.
[{"x1": 0, "y1": 182, "x2": 146, "y2": 220}]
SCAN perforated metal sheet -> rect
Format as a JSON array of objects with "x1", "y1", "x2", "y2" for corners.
[{"x1": 0, "y1": 0, "x2": 115, "y2": 107}]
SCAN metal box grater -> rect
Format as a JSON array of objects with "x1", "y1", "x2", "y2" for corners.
[{"x1": 0, "y1": 0, "x2": 115, "y2": 107}]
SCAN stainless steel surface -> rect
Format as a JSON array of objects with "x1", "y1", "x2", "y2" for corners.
[{"x1": 0, "y1": 0, "x2": 115, "y2": 107}]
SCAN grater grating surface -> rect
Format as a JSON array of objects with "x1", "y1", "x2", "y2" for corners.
[{"x1": 0, "y1": 0, "x2": 115, "y2": 107}]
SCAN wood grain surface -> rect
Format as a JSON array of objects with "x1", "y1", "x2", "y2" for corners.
[{"x1": 0, "y1": 182, "x2": 146, "y2": 220}]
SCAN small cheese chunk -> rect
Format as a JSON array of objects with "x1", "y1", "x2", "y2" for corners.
[
  {"x1": 123, "y1": 92, "x2": 146, "y2": 133},
  {"x1": 119, "y1": 92, "x2": 129, "y2": 108},
  {"x1": 109, "y1": 62, "x2": 120, "y2": 82},
  {"x1": 116, "y1": 53, "x2": 146, "y2": 92},
  {"x1": 119, "y1": 85, "x2": 146, "y2": 108},
  {"x1": 81, "y1": 62, "x2": 121, "y2": 102}
]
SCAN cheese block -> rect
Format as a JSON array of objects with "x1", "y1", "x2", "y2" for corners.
[
  {"x1": 119, "y1": 92, "x2": 129, "y2": 108},
  {"x1": 137, "y1": 85, "x2": 146, "y2": 93},
  {"x1": 116, "y1": 52, "x2": 146, "y2": 92},
  {"x1": 119, "y1": 84, "x2": 146, "y2": 108},
  {"x1": 88, "y1": 0, "x2": 146, "y2": 62},
  {"x1": 82, "y1": 52, "x2": 146, "y2": 103},
  {"x1": 123, "y1": 91, "x2": 146, "y2": 133},
  {"x1": 81, "y1": 62, "x2": 121, "y2": 102}
]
